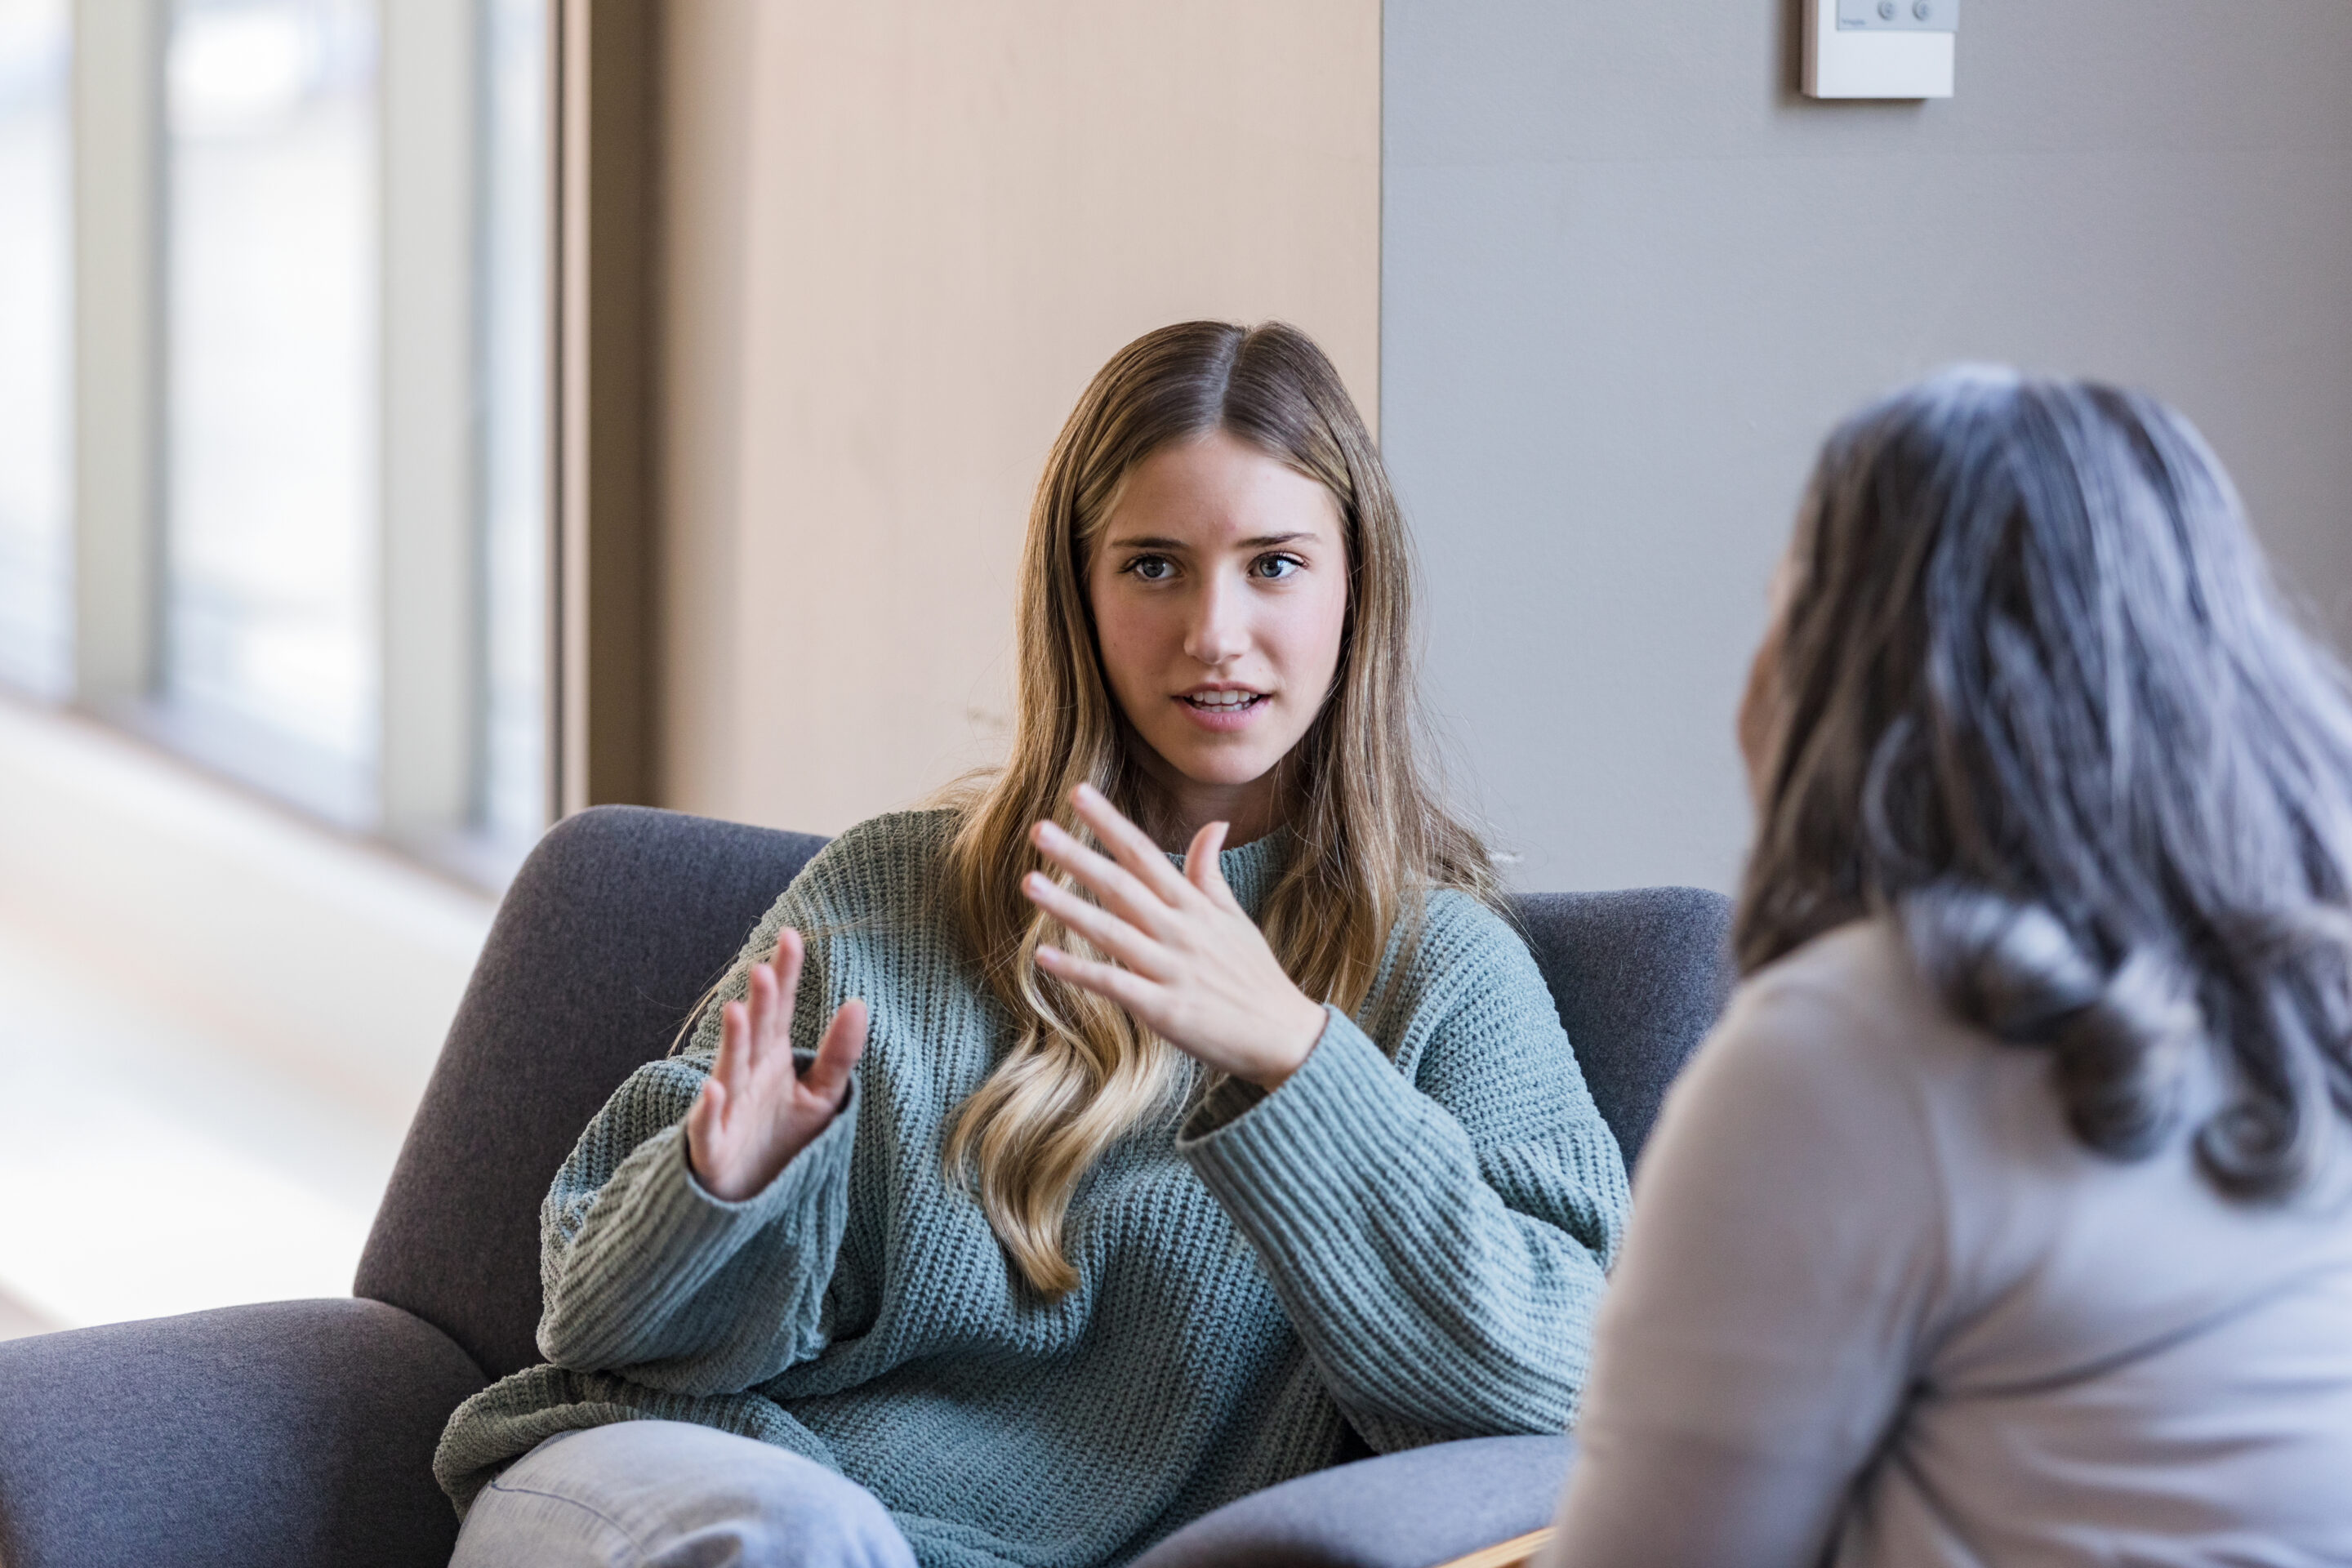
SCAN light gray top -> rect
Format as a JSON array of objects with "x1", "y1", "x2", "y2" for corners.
[{"x1": 1548, "y1": 918, "x2": 2352, "y2": 1567}]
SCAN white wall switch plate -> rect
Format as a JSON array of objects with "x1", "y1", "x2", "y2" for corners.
[{"x1": 1804, "y1": 0, "x2": 1958, "y2": 100}]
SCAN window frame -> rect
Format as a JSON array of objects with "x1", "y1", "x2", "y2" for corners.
[{"x1": 49, "y1": 0, "x2": 566, "y2": 888}]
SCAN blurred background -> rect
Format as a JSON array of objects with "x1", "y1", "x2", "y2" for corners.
[
  {"x1": 2, "y1": 1, "x2": 2350, "y2": 1340},
  {"x1": 0, "y1": 0, "x2": 542, "y2": 1336}
]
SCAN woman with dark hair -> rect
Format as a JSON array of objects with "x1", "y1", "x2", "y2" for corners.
[{"x1": 1547, "y1": 368, "x2": 2352, "y2": 1565}]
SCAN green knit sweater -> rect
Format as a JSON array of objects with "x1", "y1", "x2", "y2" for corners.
[{"x1": 435, "y1": 809, "x2": 1630, "y2": 1567}]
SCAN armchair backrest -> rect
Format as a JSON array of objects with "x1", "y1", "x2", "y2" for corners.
[
  {"x1": 357, "y1": 808, "x2": 828, "y2": 1380},
  {"x1": 1509, "y1": 887, "x2": 1736, "y2": 1172},
  {"x1": 356, "y1": 807, "x2": 1735, "y2": 1383}
]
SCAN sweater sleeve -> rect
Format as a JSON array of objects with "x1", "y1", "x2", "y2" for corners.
[
  {"x1": 1540, "y1": 962, "x2": 1944, "y2": 1568},
  {"x1": 1176, "y1": 902, "x2": 1632, "y2": 1451},
  {"x1": 532, "y1": 875, "x2": 862, "y2": 1397},
  {"x1": 532, "y1": 1051, "x2": 858, "y2": 1396}
]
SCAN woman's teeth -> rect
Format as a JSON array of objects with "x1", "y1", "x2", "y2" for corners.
[{"x1": 1184, "y1": 692, "x2": 1263, "y2": 710}]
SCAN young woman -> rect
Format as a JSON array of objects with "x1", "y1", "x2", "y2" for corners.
[
  {"x1": 439, "y1": 322, "x2": 1631, "y2": 1568},
  {"x1": 1547, "y1": 369, "x2": 2352, "y2": 1565}
]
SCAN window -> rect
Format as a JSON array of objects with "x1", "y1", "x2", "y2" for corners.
[
  {"x1": 162, "y1": 0, "x2": 381, "y2": 822},
  {"x1": 3, "y1": 0, "x2": 550, "y2": 882},
  {"x1": 479, "y1": 0, "x2": 546, "y2": 846},
  {"x1": 0, "y1": 0, "x2": 72, "y2": 701}
]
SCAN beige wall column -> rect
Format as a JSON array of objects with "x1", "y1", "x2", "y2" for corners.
[{"x1": 656, "y1": 0, "x2": 1383, "y2": 834}]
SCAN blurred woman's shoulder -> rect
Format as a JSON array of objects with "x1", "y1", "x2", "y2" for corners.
[
  {"x1": 1682, "y1": 918, "x2": 1985, "y2": 1149},
  {"x1": 1740, "y1": 919, "x2": 1930, "y2": 1035}
]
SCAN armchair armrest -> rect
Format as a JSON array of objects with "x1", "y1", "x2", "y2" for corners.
[
  {"x1": 1132, "y1": 1435, "x2": 1572, "y2": 1568},
  {"x1": 0, "y1": 1297, "x2": 485, "y2": 1568}
]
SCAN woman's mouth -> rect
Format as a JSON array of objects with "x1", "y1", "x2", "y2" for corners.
[{"x1": 1175, "y1": 689, "x2": 1271, "y2": 730}]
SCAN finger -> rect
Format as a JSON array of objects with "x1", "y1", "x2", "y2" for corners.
[
  {"x1": 800, "y1": 998, "x2": 870, "y2": 1107},
  {"x1": 1022, "y1": 871, "x2": 1176, "y2": 978},
  {"x1": 688, "y1": 1074, "x2": 727, "y2": 1150},
  {"x1": 1036, "y1": 942, "x2": 1163, "y2": 1020},
  {"x1": 717, "y1": 998, "x2": 753, "y2": 1096},
  {"x1": 765, "y1": 927, "x2": 808, "y2": 1042},
  {"x1": 744, "y1": 930, "x2": 808, "y2": 1065},
  {"x1": 1070, "y1": 783, "x2": 1196, "y2": 904},
  {"x1": 1184, "y1": 820, "x2": 1236, "y2": 903},
  {"x1": 1031, "y1": 819, "x2": 1174, "y2": 935},
  {"x1": 768, "y1": 926, "x2": 806, "y2": 991},
  {"x1": 744, "y1": 961, "x2": 781, "y2": 1071}
]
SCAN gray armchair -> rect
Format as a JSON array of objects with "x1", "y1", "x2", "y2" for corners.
[{"x1": 0, "y1": 806, "x2": 1732, "y2": 1568}]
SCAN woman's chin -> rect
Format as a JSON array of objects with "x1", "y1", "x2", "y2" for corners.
[{"x1": 1165, "y1": 751, "x2": 1290, "y2": 795}]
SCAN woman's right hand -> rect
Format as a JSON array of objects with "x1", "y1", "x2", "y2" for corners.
[{"x1": 684, "y1": 927, "x2": 869, "y2": 1203}]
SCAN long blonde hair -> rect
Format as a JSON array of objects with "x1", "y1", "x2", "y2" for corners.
[{"x1": 942, "y1": 320, "x2": 1497, "y2": 1296}]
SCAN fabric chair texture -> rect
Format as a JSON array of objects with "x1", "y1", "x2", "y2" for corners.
[{"x1": 0, "y1": 806, "x2": 1732, "y2": 1568}]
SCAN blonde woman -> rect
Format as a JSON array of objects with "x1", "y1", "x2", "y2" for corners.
[{"x1": 436, "y1": 322, "x2": 1629, "y2": 1568}]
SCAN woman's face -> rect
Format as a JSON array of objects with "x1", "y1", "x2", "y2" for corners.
[{"x1": 1087, "y1": 430, "x2": 1349, "y2": 840}]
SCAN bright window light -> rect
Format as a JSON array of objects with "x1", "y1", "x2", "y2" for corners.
[
  {"x1": 163, "y1": 0, "x2": 380, "y2": 823},
  {"x1": 0, "y1": 0, "x2": 73, "y2": 701},
  {"x1": 479, "y1": 0, "x2": 548, "y2": 844}
]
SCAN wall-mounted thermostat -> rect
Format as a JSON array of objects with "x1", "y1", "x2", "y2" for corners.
[{"x1": 1804, "y1": 0, "x2": 1958, "y2": 100}]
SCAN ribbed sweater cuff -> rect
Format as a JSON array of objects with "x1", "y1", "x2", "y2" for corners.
[{"x1": 1176, "y1": 1008, "x2": 1430, "y2": 1242}]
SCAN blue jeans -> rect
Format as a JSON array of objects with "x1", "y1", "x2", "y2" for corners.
[{"x1": 450, "y1": 1420, "x2": 917, "y2": 1568}]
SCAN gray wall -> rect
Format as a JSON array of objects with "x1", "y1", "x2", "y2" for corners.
[{"x1": 1384, "y1": 1, "x2": 2352, "y2": 895}]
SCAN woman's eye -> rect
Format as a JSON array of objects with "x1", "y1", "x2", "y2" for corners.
[
  {"x1": 1125, "y1": 555, "x2": 1175, "y2": 581},
  {"x1": 1252, "y1": 555, "x2": 1303, "y2": 581}
]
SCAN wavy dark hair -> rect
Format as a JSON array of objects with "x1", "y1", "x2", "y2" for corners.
[{"x1": 1738, "y1": 367, "x2": 2352, "y2": 1200}]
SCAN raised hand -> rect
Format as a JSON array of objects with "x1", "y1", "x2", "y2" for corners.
[
  {"x1": 684, "y1": 927, "x2": 870, "y2": 1202},
  {"x1": 1022, "y1": 783, "x2": 1327, "y2": 1089}
]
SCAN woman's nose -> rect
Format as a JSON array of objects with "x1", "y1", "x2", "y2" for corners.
[{"x1": 1183, "y1": 577, "x2": 1250, "y2": 667}]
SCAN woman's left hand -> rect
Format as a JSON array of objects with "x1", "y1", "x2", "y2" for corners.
[{"x1": 1022, "y1": 782, "x2": 1328, "y2": 1090}]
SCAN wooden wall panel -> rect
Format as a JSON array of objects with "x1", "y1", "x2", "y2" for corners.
[{"x1": 653, "y1": 0, "x2": 1382, "y2": 833}]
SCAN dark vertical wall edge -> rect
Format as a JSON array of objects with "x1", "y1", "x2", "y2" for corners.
[{"x1": 554, "y1": 0, "x2": 659, "y2": 813}]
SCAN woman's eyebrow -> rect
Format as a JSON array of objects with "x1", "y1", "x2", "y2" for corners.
[{"x1": 1106, "y1": 531, "x2": 1321, "y2": 550}]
